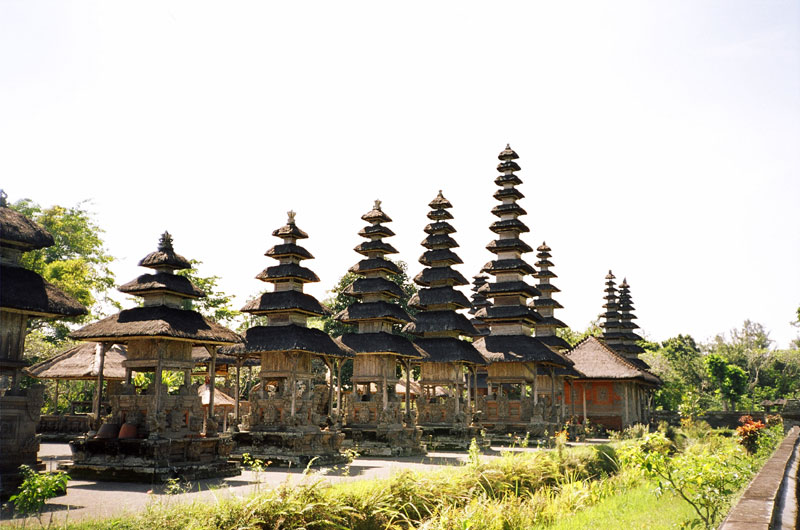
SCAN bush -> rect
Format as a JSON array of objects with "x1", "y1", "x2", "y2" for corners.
[
  {"x1": 9, "y1": 465, "x2": 70, "y2": 516},
  {"x1": 735, "y1": 416, "x2": 766, "y2": 454}
]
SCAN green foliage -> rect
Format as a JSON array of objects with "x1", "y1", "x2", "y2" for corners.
[
  {"x1": 176, "y1": 259, "x2": 240, "y2": 326},
  {"x1": 704, "y1": 354, "x2": 748, "y2": 410},
  {"x1": 9, "y1": 465, "x2": 69, "y2": 516},
  {"x1": 642, "y1": 335, "x2": 707, "y2": 410},
  {"x1": 557, "y1": 319, "x2": 602, "y2": 347},
  {"x1": 11, "y1": 198, "x2": 116, "y2": 342}
]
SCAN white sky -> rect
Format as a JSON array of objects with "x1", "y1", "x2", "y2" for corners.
[{"x1": 2, "y1": 1, "x2": 799, "y2": 348}]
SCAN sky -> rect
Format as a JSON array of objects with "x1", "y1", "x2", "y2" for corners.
[{"x1": 2, "y1": 1, "x2": 799, "y2": 348}]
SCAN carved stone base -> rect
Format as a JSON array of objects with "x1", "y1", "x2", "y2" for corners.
[
  {"x1": 341, "y1": 423, "x2": 425, "y2": 456},
  {"x1": 420, "y1": 425, "x2": 488, "y2": 451},
  {"x1": 231, "y1": 429, "x2": 348, "y2": 467},
  {"x1": 1, "y1": 388, "x2": 44, "y2": 499},
  {"x1": 64, "y1": 436, "x2": 239, "y2": 482}
]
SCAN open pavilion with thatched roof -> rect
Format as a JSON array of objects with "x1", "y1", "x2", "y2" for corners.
[
  {"x1": 0, "y1": 192, "x2": 87, "y2": 498},
  {"x1": 64, "y1": 232, "x2": 241, "y2": 482}
]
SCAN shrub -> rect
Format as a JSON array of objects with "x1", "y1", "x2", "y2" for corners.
[
  {"x1": 9, "y1": 465, "x2": 70, "y2": 516},
  {"x1": 735, "y1": 416, "x2": 766, "y2": 454}
]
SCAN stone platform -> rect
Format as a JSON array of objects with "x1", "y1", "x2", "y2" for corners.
[
  {"x1": 342, "y1": 425, "x2": 425, "y2": 457},
  {"x1": 231, "y1": 429, "x2": 348, "y2": 467}
]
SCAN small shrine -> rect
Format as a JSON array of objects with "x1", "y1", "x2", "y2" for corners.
[
  {"x1": 472, "y1": 146, "x2": 574, "y2": 436},
  {"x1": 335, "y1": 200, "x2": 426, "y2": 456},
  {"x1": 468, "y1": 274, "x2": 491, "y2": 336},
  {"x1": 0, "y1": 193, "x2": 87, "y2": 498},
  {"x1": 567, "y1": 272, "x2": 661, "y2": 430},
  {"x1": 223, "y1": 211, "x2": 354, "y2": 466},
  {"x1": 66, "y1": 232, "x2": 241, "y2": 481},
  {"x1": 404, "y1": 191, "x2": 486, "y2": 448}
]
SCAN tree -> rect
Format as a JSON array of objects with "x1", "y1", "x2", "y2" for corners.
[
  {"x1": 10, "y1": 198, "x2": 116, "y2": 343},
  {"x1": 705, "y1": 353, "x2": 747, "y2": 410},
  {"x1": 642, "y1": 334, "x2": 710, "y2": 411},
  {"x1": 176, "y1": 259, "x2": 240, "y2": 327},
  {"x1": 556, "y1": 319, "x2": 601, "y2": 347}
]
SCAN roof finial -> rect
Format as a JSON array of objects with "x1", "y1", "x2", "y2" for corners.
[
  {"x1": 287, "y1": 210, "x2": 296, "y2": 224},
  {"x1": 373, "y1": 199, "x2": 382, "y2": 211},
  {"x1": 506, "y1": 143, "x2": 511, "y2": 149},
  {"x1": 0, "y1": 190, "x2": 7, "y2": 207},
  {"x1": 158, "y1": 231, "x2": 174, "y2": 252}
]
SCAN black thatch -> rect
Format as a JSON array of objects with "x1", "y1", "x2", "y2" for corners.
[
  {"x1": 481, "y1": 259, "x2": 536, "y2": 276},
  {"x1": 534, "y1": 269, "x2": 556, "y2": 279},
  {"x1": 354, "y1": 240, "x2": 399, "y2": 256},
  {"x1": 402, "y1": 311, "x2": 478, "y2": 336},
  {"x1": 428, "y1": 191, "x2": 452, "y2": 209},
  {"x1": 358, "y1": 224, "x2": 395, "y2": 239},
  {"x1": 621, "y1": 353, "x2": 650, "y2": 368},
  {"x1": 361, "y1": 206, "x2": 392, "y2": 224},
  {"x1": 497, "y1": 160, "x2": 521, "y2": 173},
  {"x1": 498, "y1": 144, "x2": 519, "y2": 161},
  {"x1": 537, "y1": 283, "x2": 561, "y2": 293},
  {"x1": 266, "y1": 243, "x2": 314, "y2": 261},
  {"x1": 486, "y1": 238, "x2": 533, "y2": 254},
  {"x1": 118, "y1": 273, "x2": 205, "y2": 299},
  {"x1": 339, "y1": 331, "x2": 426, "y2": 359},
  {"x1": 494, "y1": 174, "x2": 523, "y2": 187},
  {"x1": 419, "y1": 249, "x2": 463, "y2": 267},
  {"x1": 474, "y1": 335, "x2": 571, "y2": 366},
  {"x1": 138, "y1": 232, "x2": 192, "y2": 271},
  {"x1": 1, "y1": 265, "x2": 87, "y2": 317},
  {"x1": 241, "y1": 291, "x2": 327, "y2": 316},
  {"x1": 427, "y1": 209, "x2": 454, "y2": 221},
  {"x1": 409, "y1": 287, "x2": 470, "y2": 310},
  {"x1": 475, "y1": 305, "x2": 542, "y2": 324},
  {"x1": 535, "y1": 258, "x2": 554, "y2": 268},
  {"x1": 70, "y1": 305, "x2": 242, "y2": 344},
  {"x1": 535, "y1": 334, "x2": 573, "y2": 353},
  {"x1": 491, "y1": 203, "x2": 527, "y2": 218},
  {"x1": 349, "y1": 258, "x2": 401, "y2": 276},
  {"x1": 416, "y1": 337, "x2": 486, "y2": 365},
  {"x1": 256, "y1": 263, "x2": 320, "y2": 283},
  {"x1": 478, "y1": 280, "x2": 540, "y2": 298},
  {"x1": 489, "y1": 218, "x2": 529, "y2": 234},
  {"x1": 220, "y1": 325, "x2": 353, "y2": 358},
  {"x1": 532, "y1": 298, "x2": 563, "y2": 309},
  {"x1": 414, "y1": 267, "x2": 468, "y2": 287},
  {"x1": 618, "y1": 320, "x2": 639, "y2": 329},
  {"x1": 334, "y1": 301, "x2": 412, "y2": 324},
  {"x1": 191, "y1": 346, "x2": 260, "y2": 367},
  {"x1": 0, "y1": 207, "x2": 54, "y2": 250},
  {"x1": 344, "y1": 277, "x2": 404, "y2": 299},
  {"x1": 493, "y1": 188, "x2": 524, "y2": 201},
  {"x1": 421, "y1": 234, "x2": 458, "y2": 250},
  {"x1": 272, "y1": 222, "x2": 308, "y2": 240},
  {"x1": 537, "y1": 315, "x2": 568, "y2": 328},
  {"x1": 423, "y1": 221, "x2": 455, "y2": 235}
]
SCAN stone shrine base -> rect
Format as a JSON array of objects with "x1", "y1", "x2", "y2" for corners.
[
  {"x1": 64, "y1": 436, "x2": 239, "y2": 482},
  {"x1": 342, "y1": 424, "x2": 426, "y2": 457},
  {"x1": 231, "y1": 429, "x2": 348, "y2": 468},
  {"x1": 419, "y1": 425, "x2": 489, "y2": 451}
]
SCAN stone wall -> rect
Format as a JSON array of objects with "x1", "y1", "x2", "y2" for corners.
[{"x1": 651, "y1": 410, "x2": 769, "y2": 429}]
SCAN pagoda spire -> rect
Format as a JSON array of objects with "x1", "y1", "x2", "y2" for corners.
[
  {"x1": 600, "y1": 270, "x2": 625, "y2": 350},
  {"x1": 531, "y1": 242, "x2": 570, "y2": 352},
  {"x1": 616, "y1": 278, "x2": 644, "y2": 357},
  {"x1": 468, "y1": 274, "x2": 491, "y2": 336}
]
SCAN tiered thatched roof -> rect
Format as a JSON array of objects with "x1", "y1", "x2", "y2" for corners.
[
  {"x1": 566, "y1": 336, "x2": 660, "y2": 386},
  {"x1": 531, "y1": 242, "x2": 570, "y2": 352}
]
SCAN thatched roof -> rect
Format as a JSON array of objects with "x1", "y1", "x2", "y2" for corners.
[
  {"x1": 1, "y1": 265, "x2": 87, "y2": 318},
  {"x1": 349, "y1": 258, "x2": 401, "y2": 276},
  {"x1": 118, "y1": 273, "x2": 205, "y2": 299},
  {"x1": 25, "y1": 343, "x2": 127, "y2": 380},
  {"x1": 491, "y1": 203, "x2": 527, "y2": 218},
  {"x1": 421, "y1": 234, "x2": 458, "y2": 250},
  {"x1": 423, "y1": 221, "x2": 455, "y2": 235},
  {"x1": 361, "y1": 204, "x2": 392, "y2": 224},
  {"x1": 534, "y1": 334, "x2": 573, "y2": 353},
  {"x1": 567, "y1": 336, "x2": 660, "y2": 385},
  {"x1": 334, "y1": 301, "x2": 412, "y2": 324},
  {"x1": 493, "y1": 188, "x2": 524, "y2": 201},
  {"x1": 354, "y1": 240, "x2": 398, "y2": 256},
  {"x1": 494, "y1": 174, "x2": 522, "y2": 187},
  {"x1": 340, "y1": 331, "x2": 427, "y2": 359},
  {"x1": 419, "y1": 249, "x2": 462, "y2": 267},
  {"x1": 489, "y1": 218, "x2": 529, "y2": 234},
  {"x1": 533, "y1": 315, "x2": 567, "y2": 328},
  {"x1": 427, "y1": 209, "x2": 454, "y2": 221},
  {"x1": 475, "y1": 305, "x2": 541, "y2": 324},
  {"x1": 256, "y1": 263, "x2": 319, "y2": 283},
  {"x1": 266, "y1": 243, "x2": 314, "y2": 261},
  {"x1": 481, "y1": 259, "x2": 536, "y2": 276},
  {"x1": 478, "y1": 280, "x2": 540, "y2": 298},
  {"x1": 532, "y1": 298, "x2": 564, "y2": 309},
  {"x1": 198, "y1": 384, "x2": 236, "y2": 408},
  {"x1": 474, "y1": 335, "x2": 572, "y2": 367},
  {"x1": 428, "y1": 191, "x2": 452, "y2": 209},
  {"x1": 344, "y1": 277, "x2": 404, "y2": 299},
  {"x1": 415, "y1": 337, "x2": 486, "y2": 365},
  {"x1": 536, "y1": 283, "x2": 561, "y2": 294},
  {"x1": 486, "y1": 238, "x2": 533, "y2": 254},
  {"x1": 71, "y1": 305, "x2": 242, "y2": 345},
  {"x1": 358, "y1": 225, "x2": 395, "y2": 239},
  {"x1": 272, "y1": 221, "x2": 308, "y2": 240},
  {"x1": 402, "y1": 311, "x2": 478, "y2": 336},
  {"x1": 191, "y1": 346, "x2": 260, "y2": 367},
  {"x1": 414, "y1": 267, "x2": 468, "y2": 287},
  {"x1": 498, "y1": 144, "x2": 519, "y2": 160},
  {"x1": 219, "y1": 324, "x2": 353, "y2": 358},
  {"x1": 409, "y1": 287, "x2": 470, "y2": 310},
  {"x1": 138, "y1": 232, "x2": 192, "y2": 271},
  {"x1": 0, "y1": 206, "x2": 54, "y2": 250},
  {"x1": 241, "y1": 291, "x2": 327, "y2": 316}
]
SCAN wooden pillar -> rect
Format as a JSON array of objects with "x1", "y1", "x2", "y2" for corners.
[
  {"x1": 465, "y1": 366, "x2": 471, "y2": 411},
  {"x1": 336, "y1": 360, "x2": 342, "y2": 415},
  {"x1": 183, "y1": 369, "x2": 191, "y2": 386},
  {"x1": 623, "y1": 383, "x2": 629, "y2": 426},
  {"x1": 205, "y1": 344, "x2": 216, "y2": 419},
  {"x1": 54, "y1": 379, "x2": 60, "y2": 412},
  {"x1": 549, "y1": 366, "x2": 556, "y2": 421},
  {"x1": 290, "y1": 355, "x2": 297, "y2": 417},
  {"x1": 125, "y1": 368, "x2": 133, "y2": 385},
  {"x1": 570, "y1": 381, "x2": 575, "y2": 417},
  {"x1": 454, "y1": 383, "x2": 460, "y2": 416},
  {"x1": 582, "y1": 384, "x2": 587, "y2": 424},
  {"x1": 235, "y1": 358, "x2": 242, "y2": 424},
  {"x1": 532, "y1": 363, "x2": 538, "y2": 405},
  {"x1": 473, "y1": 368, "x2": 478, "y2": 404},
  {"x1": 324, "y1": 358, "x2": 334, "y2": 417},
  {"x1": 153, "y1": 341, "x2": 165, "y2": 436},
  {"x1": 404, "y1": 359, "x2": 411, "y2": 419},
  {"x1": 92, "y1": 342, "x2": 109, "y2": 421}
]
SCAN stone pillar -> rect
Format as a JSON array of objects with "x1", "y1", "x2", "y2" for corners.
[
  {"x1": 405, "y1": 360, "x2": 411, "y2": 419},
  {"x1": 549, "y1": 366, "x2": 556, "y2": 422},
  {"x1": 623, "y1": 383, "x2": 629, "y2": 426},
  {"x1": 234, "y1": 358, "x2": 242, "y2": 425},
  {"x1": 92, "y1": 342, "x2": 109, "y2": 422},
  {"x1": 582, "y1": 384, "x2": 587, "y2": 424},
  {"x1": 336, "y1": 360, "x2": 343, "y2": 415}
]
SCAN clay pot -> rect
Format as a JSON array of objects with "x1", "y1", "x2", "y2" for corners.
[
  {"x1": 94, "y1": 423, "x2": 120, "y2": 439},
  {"x1": 118, "y1": 423, "x2": 138, "y2": 439}
]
